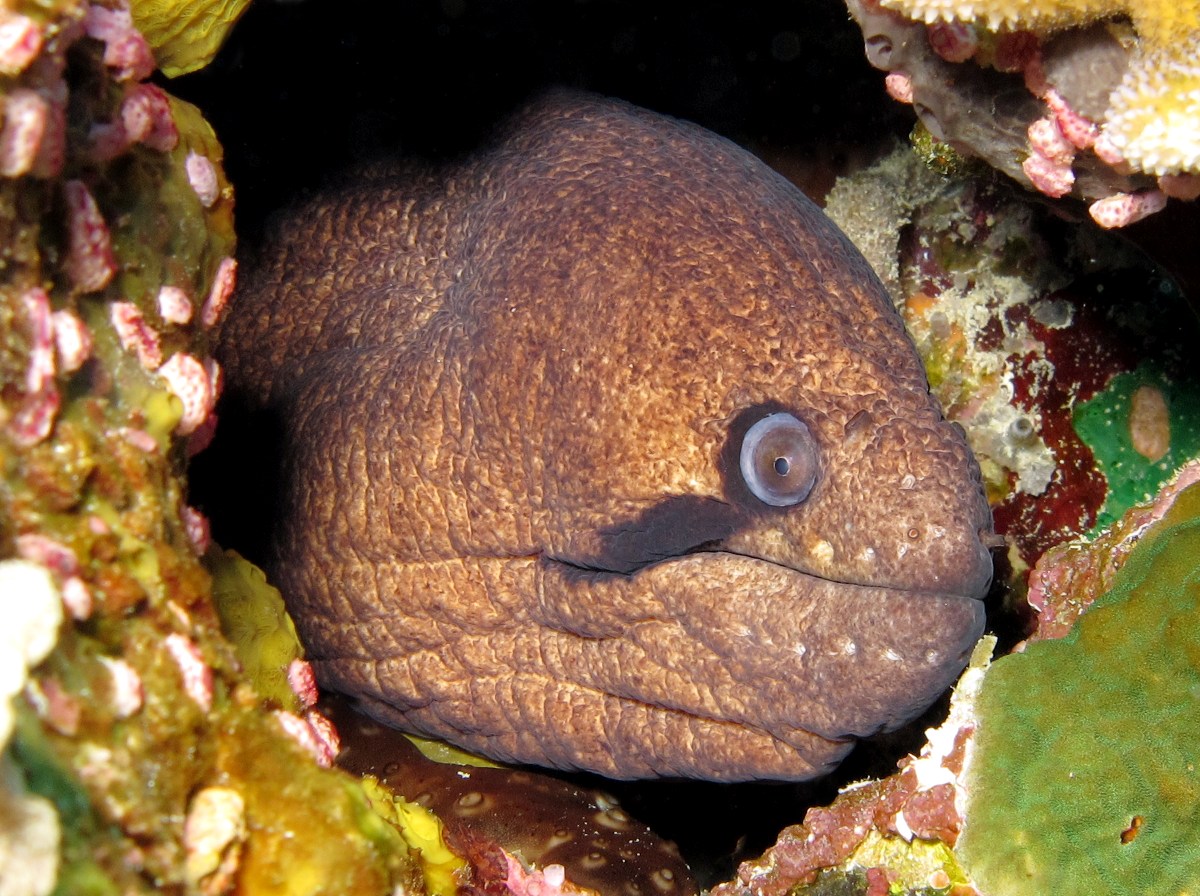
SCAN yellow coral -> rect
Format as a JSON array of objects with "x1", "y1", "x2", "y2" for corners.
[
  {"x1": 130, "y1": 0, "x2": 251, "y2": 77},
  {"x1": 880, "y1": 0, "x2": 1200, "y2": 174},
  {"x1": 360, "y1": 777, "x2": 466, "y2": 896}
]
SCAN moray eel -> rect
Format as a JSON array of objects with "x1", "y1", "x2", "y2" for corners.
[{"x1": 215, "y1": 92, "x2": 994, "y2": 781}]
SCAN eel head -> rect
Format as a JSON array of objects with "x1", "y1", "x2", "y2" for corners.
[{"x1": 217, "y1": 94, "x2": 993, "y2": 781}]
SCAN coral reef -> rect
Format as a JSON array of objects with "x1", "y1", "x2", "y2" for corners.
[
  {"x1": 1025, "y1": 459, "x2": 1200, "y2": 641},
  {"x1": 334, "y1": 699, "x2": 699, "y2": 896},
  {"x1": 957, "y1": 463, "x2": 1200, "y2": 894},
  {"x1": 825, "y1": 145, "x2": 1200, "y2": 573},
  {"x1": 0, "y1": 3, "x2": 420, "y2": 893},
  {"x1": 845, "y1": 0, "x2": 1200, "y2": 225},
  {"x1": 711, "y1": 459, "x2": 1200, "y2": 895},
  {"x1": 711, "y1": 637, "x2": 994, "y2": 896}
]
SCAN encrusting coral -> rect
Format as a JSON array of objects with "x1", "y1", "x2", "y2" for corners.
[
  {"x1": 847, "y1": 0, "x2": 1200, "y2": 226},
  {"x1": 957, "y1": 462, "x2": 1200, "y2": 895},
  {"x1": 0, "y1": 2, "x2": 426, "y2": 893},
  {"x1": 878, "y1": 0, "x2": 1200, "y2": 175},
  {"x1": 713, "y1": 459, "x2": 1200, "y2": 895}
]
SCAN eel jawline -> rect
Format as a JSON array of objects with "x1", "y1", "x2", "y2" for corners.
[{"x1": 535, "y1": 550, "x2": 986, "y2": 741}]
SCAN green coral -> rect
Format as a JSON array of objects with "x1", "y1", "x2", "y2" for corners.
[
  {"x1": 1074, "y1": 361, "x2": 1200, "y2": 531},
  {"x1": 957, "y1": 480, "x2": 1200, "y2": 894}
]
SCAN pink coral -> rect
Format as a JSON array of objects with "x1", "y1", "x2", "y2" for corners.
[
  {"x1": 157, "y1": 285, "x2": 193, "y2": 324},
  {"x1": 99, "y1": 656, "x2": 144, "y2": 718},
  {"x1": 110, "y1": 301, "x2": 164, "y2": 369},
  {"x1": 273, "y1": 710, "x2": 340, "y2": 768},
  {"x1": 118, "y1": 426, "x2": 159, "y2": 453},
  {"x1": 200, "y1": 257, "x2": 237, "y2": 327},
  {"x1": 121, "y1": 83, "x2": 178, "y2": 152},
  {"x1": 1088, "y1": 190, "x2": 1167, "y2": 228},
  {"x1": 1022, "y1": 151, "x2": 1074, "y2": 197},
  {"x1": 165, "y1": 633, "x2": 214, "y2": 713},
  {"x1": 15, "y1": 534, "x2": 93, "y2": 620},
  {"x1": 60, "y1": 576, "x2": 93, "y2": 620},
  {"x1": 9, "y1": 288, "x2": 60, "y2": 447},
  {"x1": 0, "y1": 11, "x2": 42, "y2": 75},
  {"x1": 180, "y1": 504, "x2": 211, "y2": 556},
  {"x1": 186, "y1": 151, "x2": 220, "y2": 207},
  {"x1": 52, "y1": 309, "x2": 92, "y2": 373},
  {"x1": 1027, "y1": 116, "x2": 1074, "y2": 166},
  {"x1": 83, "y1": 3, "x2": 155, "y2": 82},
  {"x1": 16, "y1": 533, "x2": 77, "y2": 579},
  {"x1": 90, "y1": 83, "x2": 180, "y2": 161},
  {"x1": 157, "y1": 353, "x2": 216, "y2": 436},
  {"x1": 926, "y1": 21, "x2": 977, "y2": 62},
  {"x1": 0, "y1": 88, "x2": 50, "y2": 177},
  {"x1": 287, "y1": 659, "x2": 319, "y2": 709},
  {"x1": 1043, "y1": 88, "x2": 1098, "y2": 151},
  {"x1": 64, "y1": 180, "x2": 116, "y2": 292},
  {"x1": 885, "y1": 72, "x2": 914, "y2": 103}
]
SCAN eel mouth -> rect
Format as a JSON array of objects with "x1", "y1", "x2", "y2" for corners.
[{"x1": 539, "y1": 545, "x2": 988, "y2": 744}]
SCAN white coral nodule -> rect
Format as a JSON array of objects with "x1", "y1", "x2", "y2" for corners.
[{"x1": 0, "y1": 560, "x2": 64, "y2": 896}]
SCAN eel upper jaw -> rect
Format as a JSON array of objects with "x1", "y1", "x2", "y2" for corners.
[{"x1": 546, "y1": 537, "x2": 993, "y2": 605}]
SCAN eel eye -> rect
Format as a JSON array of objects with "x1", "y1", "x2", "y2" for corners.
[{"x1": 739, "y1": 412, "x2": 818, "y2": 507}]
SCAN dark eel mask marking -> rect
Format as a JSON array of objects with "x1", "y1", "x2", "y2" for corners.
[{"x1": 215, "y1": 92, "x2": 994, "y2": 781}]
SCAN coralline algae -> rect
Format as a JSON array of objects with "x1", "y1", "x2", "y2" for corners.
[{"x1": 957, "y1": 477, "x2": 1200, "y2": 895}]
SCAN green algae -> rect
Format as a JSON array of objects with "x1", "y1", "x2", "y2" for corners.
[
  {"x1": 909, "y1": 122, "x2": 974, "y2": 178},
  {"x1": 130, "y1": 0, "x2": 252, "y2": 78},
  {"x1": 1073, "y1": 361, "x2": 1200, "y2": 532},
  {"x1": 957, "y1": 480, "x2": 1200, "y2": 895},
  {"x1": 207, "y1": 549, "x2": 306, "y2": 710}
]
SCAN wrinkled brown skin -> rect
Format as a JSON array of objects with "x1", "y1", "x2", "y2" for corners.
[{"x1": 217, "y1": 92, "x2": 993, "y2": 781}]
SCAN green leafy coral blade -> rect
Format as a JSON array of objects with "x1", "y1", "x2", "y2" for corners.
[{"x1": 958, "y1": 482, "x2": 1200, "y2": 895}]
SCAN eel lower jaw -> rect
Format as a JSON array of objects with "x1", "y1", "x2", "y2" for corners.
[{"x1": 538, "y1": 547, "x2": 987, "y2": 744}]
